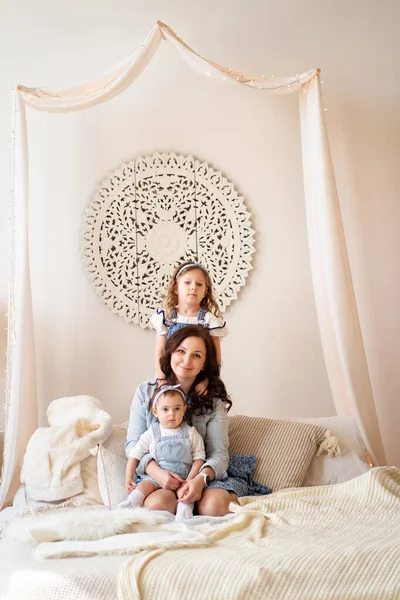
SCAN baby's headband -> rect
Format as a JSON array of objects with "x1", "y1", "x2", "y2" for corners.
[
  {"x1": 176, "y1": 262, "x2": 208, "y2": 279},
  {"x1": 153, "y1": 384, "x2": 186, "y2": 407}
]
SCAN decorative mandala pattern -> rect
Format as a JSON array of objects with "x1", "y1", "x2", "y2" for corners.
[{"x1": 81, "y1": 152, "x2": 255, "y2": 328}]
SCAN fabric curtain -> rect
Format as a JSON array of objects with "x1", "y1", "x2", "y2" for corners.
[
  {"x1": 0, "y1": 21, "x2": 386, "y2": 509},
  {"x1": 299, "y1": 78, "x2": 386, "y2": 466},
  {"x1": 158, "y1": 22, "x2": 317, "y2": 92},
  {"x1": 0, "y1": 94, "x2": 38, "y2": 508},
  {"x1": 18, "y1": 25, "x2": 163, "y2": 113},
  {"x1": 0, "y1": 24, "x2": 163, "y2": 509}
]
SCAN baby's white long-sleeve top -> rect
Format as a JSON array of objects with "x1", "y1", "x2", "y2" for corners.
[{"x1": 128, "y1": 423, "x2": 206, "y2": 462}]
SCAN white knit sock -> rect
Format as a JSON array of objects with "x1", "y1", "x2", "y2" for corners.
[
  {"x1": 118, "y1": 490, "x2": 145, "y2": 509},
  {"x1": 175, "y1": 502, "x2": 194, "y2": 521}
]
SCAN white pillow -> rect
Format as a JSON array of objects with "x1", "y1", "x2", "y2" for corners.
[
  {"x1": 76, "y1": 421, "x2": 129, "y2": 507},
  {"x1": 97, "y1": 444, "x2": 128, "y2": 508},
  {"x1": 69, "y1": 454, "x2": 103, "y2": 506},
  {"x1": 296, "y1": 416, "x2": 371, "y2": 486},
  {"x1": 104, "y1": 422, "x2": 128, "y2": 457}
]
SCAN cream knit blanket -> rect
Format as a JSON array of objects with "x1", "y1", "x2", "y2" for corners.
[
  {"x1": 21, "y1": 395, "x2": 113, "y2": 502},
  {"x1": 118, "y1": 466, "x2": 400, "y2": 600}
]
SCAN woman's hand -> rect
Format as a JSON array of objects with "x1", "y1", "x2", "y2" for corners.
[
  {"x1": 177, "y1": 475, "x2": 205, "y2": 504},
  {"x1": 176, "y1": 484, "x2": 186, "y2": 500},
  {"x1": 146, "y1": 461, "x2": 184, "y2": 490}
]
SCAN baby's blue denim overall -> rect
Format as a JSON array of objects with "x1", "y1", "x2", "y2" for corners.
[{"x1": 151, "y1": 421, "x2": 192, "y2": 479}]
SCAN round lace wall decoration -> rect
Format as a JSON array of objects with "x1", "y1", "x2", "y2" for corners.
[{"x1": 81, "y1": 152, "x2": 255, "y2": 328}]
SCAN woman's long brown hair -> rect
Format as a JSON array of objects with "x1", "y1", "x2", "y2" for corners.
[{"x1": 159, "y1": 325, "x2": 232, "y2": 415}]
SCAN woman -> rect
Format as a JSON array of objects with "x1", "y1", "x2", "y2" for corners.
[{"x1": 125, "y1": 325, "x2": 236, "y2": 516}]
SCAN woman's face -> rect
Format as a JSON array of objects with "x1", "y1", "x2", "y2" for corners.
[{"x1": 170, "y1": 336, "x2": 207, "y2": 384}]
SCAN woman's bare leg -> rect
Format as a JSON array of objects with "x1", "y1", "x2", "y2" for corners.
[
  {"x1": 135, "y1": 480, "x2": 159, "y2": 497},
  {"x1": 144, "y1": 488, "x2": 178, "y2": 514},
  {"x1": 197, "y1": 488, "x2": 238, "y2": 516}
]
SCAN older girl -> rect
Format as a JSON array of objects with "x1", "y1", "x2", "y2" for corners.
[{"x1": 150, "y1": 262, "x2": 228, "y2": 393}]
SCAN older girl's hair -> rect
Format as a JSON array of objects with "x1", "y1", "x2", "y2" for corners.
[
  {"x1": 162, "y1": 261, "x2": 221, "y2": 319},
  {"x1": 159, "y1": 325, "x2": 232, "y2": 415}
]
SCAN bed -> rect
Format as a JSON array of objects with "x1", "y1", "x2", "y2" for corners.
[{"x1": 0, "y1": 412, "x2": 399, "y2": 600}]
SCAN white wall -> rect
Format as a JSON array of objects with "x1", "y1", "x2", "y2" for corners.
[{"x1": 0, "y1": 0, "x2": 399, "y2": 466}]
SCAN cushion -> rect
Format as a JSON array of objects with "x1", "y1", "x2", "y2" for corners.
[
  {"x1": 297, "y1": 416, "x2": 371, "y2": 486},
  {"x1": 72, "y1": 454, "x2": 103, "y2": 505},
  {"x1": 228, "y1": 415, "x2": 327, "y2": 491},
  {"x1": 103, "y1": 422, "x2": 128, "y2": 458},
  {"x1": 94, "y1": 422, "x2": 128, "y2": 508},
  {"x1": 78, "y1": 421, "x2": 129, "y2": 507},
  {"x1": 97, "y1": 445, "x2": 128, "y2": 508}
]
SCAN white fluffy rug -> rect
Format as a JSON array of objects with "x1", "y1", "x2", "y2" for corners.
[
  {"x1": 3, "y1": 506, "x2": 168, "y2": 543},
  {"x1": 35, "y1": 525, "x2": 211, "y2": 559},
  {"x1": 1, "y1": 506, "x2": 219, "y2": 558}
]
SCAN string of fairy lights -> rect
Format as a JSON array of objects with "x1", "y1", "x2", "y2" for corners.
[{"x1": 17, "y1": 20, "x2": 325, "y2": 104}]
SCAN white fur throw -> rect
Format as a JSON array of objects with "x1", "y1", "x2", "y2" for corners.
[
  {"x1": 2, "y1": 506, "x2": 211, "y2": 559},
  {"x1": 3, "y1": 506, "x2": 168, "y2": 543},
  {"x1": 21, "y1": 395, "x2": 113, "y2": 502}
]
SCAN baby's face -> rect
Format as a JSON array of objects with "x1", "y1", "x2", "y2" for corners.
[{"x1": 153, "y1": 392, "x2": 186, "y2": 429}]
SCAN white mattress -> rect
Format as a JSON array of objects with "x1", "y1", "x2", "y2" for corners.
[
  {"x1": 0, "y1": 508, "x2": 234, "y2": 600},
  {"x1": 0, "y1": 539, "x2": 126, "y2": 600}
]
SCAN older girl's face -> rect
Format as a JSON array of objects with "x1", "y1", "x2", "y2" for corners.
[
  {"x1": 171, "y1": 336, "x2": 207, "y2": 384},
  {"x1": 174, "y1": 268, "x2": 207, "y2": 307}
]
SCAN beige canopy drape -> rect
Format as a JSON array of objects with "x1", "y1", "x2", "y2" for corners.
[{"x1": 0, "y1": 21, "x2": 386, "y2": 509}]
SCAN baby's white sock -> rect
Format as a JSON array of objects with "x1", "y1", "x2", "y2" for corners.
[
  {"x1": 175, "y1": 501, "x2": 194, "y2": 521},
  {"x1": 118, "y1": 490, "x2": 145, "y2": 509}
]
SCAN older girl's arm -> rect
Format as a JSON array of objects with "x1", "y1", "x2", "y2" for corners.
[
  {"x1": 154, "y1": 335, "x2": 167, "y2": 380},
  {"x1": 213, "y1": 336, "x2": 222, "y2": 366}
]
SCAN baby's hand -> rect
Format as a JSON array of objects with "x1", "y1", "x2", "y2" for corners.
[
  {"x1": 126, "y1": 478, "x2": 136, "y2": 493},
  {"x1": 195, "y1": 377, "x2": 209, "y2": 396}
]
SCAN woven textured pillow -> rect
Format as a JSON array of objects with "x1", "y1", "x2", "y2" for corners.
[
  {"x1": 103, "y1": 422, "x2": 128, "y2": 457},
  {"x1": 228, "y1": 415, "x2": 327, "y2": 491},
  {"x1": 97, "y1": 445, "x2": 128, "y2": 508},
  {"x1": 96, "y1": 421, "x2": 129, "y2": 507}
]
